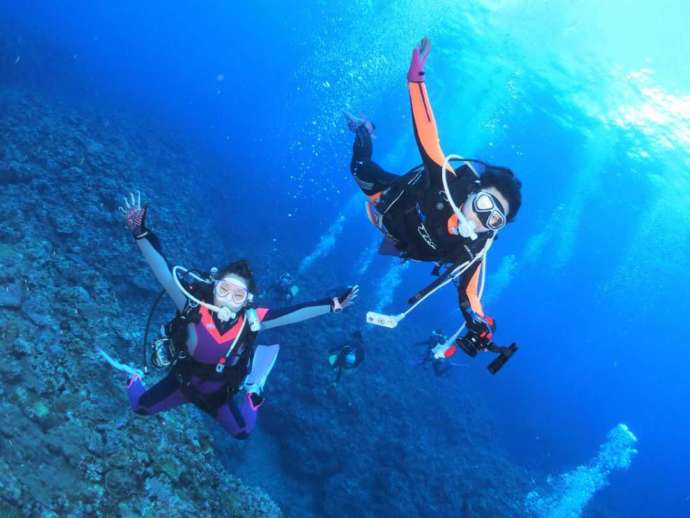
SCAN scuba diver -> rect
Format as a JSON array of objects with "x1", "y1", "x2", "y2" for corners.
[
  {"x1": 415, "y1": 329, "x2": 448, "y2": 376},
  {"x1": 416, "y1": 329, "x2": 453, "y2": 376},
  {"x1": 345, "y1": 37, "x2": 522, "y2": 371},
  {"x1": 117, "y1": 192, "x2": 359, "y2": 439},
  {"x1": 271, "y1": 272, "x2": 300, "y2": 303},
  {"x1": 418, "y1": 329, "x2": 448, "y2": 348},
  {"x1": 328, "y1": 330, "x2": 365, "y2": 383}
]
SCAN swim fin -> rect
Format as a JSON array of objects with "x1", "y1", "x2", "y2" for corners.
[{"x1": 242, "y1": 344, "x2": 280, "y2": 394}]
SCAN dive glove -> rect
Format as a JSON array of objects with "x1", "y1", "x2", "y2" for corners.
[
  {"x1": 465, "y1": 308, "x2": 496, "y2": 341},
  {"x1": 407, "y1": 37, "x2": 431, "y2": 82},
  {"x1": 119, "y1": 191, "x2": 149, "y2": 239},
  {"x1": 331, "y1": 285, "x2": 359, "y2": 312}
]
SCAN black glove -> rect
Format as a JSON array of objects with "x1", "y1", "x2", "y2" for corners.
[{"x1": 465, "y1": 308, "x2": 496, "y2": 341}]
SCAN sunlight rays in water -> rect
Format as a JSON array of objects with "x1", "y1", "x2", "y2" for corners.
[
  {"x1": 292, "y1": 0, "x2": 690, "y2": 321},
  {"x1": 607, "y1": 68, "x2": 690, "y2": 166}
]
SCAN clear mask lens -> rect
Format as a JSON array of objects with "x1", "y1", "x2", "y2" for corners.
[{"x1": 474, "y1": 192, "x2": 495, "y2": 211}]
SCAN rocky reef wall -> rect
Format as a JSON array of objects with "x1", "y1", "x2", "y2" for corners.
[{"x1": 0, "y1": 88, "x2": 280, "y2": 517}]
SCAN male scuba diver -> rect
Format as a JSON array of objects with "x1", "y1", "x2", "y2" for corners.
[
  {"x1": 118, "y1": 192, "x2": 359, "y2": 439},
  {"x1": 328, "y1": 330, "x2": 365, "y2": 383},
  {"x1": 345, "y1": 37, "x2": 522, "y2": 370}
]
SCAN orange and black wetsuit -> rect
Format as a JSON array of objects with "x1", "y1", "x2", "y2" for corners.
[{"x1": 349, "y1": 79, "x2": 491, "y2": 324}]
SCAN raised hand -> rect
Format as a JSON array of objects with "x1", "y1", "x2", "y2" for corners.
[
  {"x1": 118, "y1": 191, "x2": 148, "y2": 237},
  {"x1": 344, "y1": 112, "x2": 375, "y2": 136},
  {"x1": 331, "y1": 285, "x2": 360, "y2": 312},
  {"x1": 407, "y1": 36, "x2": 432, "y2": 82}
]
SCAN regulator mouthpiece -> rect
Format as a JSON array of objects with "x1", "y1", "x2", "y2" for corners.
[{"x1": 217, "y1": 306, "x2": 235, "y2": 322}]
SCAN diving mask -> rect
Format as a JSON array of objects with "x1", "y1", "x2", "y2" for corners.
[
  {"x1": 472, "y1": 191, "x2": 506, "y2": 231},
  {"x1": 215, "y1": 276, "x2": 250, "y2": 307}
]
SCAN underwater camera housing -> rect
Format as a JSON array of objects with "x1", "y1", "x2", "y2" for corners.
[{"x1": 457, "y1": 333, "x2": 518, "y2": 374}]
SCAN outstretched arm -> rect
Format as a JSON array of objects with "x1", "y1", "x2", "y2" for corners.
[
  {"x1": 261, "y1": 286, "x2": 359, "y2": 330},
  {"x1": 407, "y1": 37, "x2": 469, "y2": 188},
  {"x1": 119, "y1": 192, "x2": 186, "y2": 311}
]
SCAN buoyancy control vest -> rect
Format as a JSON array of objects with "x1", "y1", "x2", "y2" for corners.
[
  {"x1": 376, "y1": 164, "x2": 485, "y2": 262},
  {"x1": 166, "y1": 304, "x2": 258, "y2": 387}
]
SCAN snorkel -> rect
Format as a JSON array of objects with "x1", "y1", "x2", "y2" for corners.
[
  {"x1": 172, "y1": 265, "x2": 261, "y2": 329},
  {"x1": 441, "y1": 154, "x2": 481, "y2": 240}
]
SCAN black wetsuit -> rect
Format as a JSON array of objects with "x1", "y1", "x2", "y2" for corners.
[
  {"x1": 351, "y1": 127, "x2": 491, "y2": 264},
  {"x1": 348, "y1": 78, "x2": 494, "y2": 326}
]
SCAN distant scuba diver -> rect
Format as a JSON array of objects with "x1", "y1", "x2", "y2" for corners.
[
  {"x1": 416, "y1": 329, "x2": 454, "y2": 376},
  {"x1": 271, "y1": 272, "x2": 300, "y2": 303},
  {"x1": 117, "y1": 192, "x2": 359, "y2": 439},
  {"x1": 328, "y1": 330, "x2": 365, "y2": 382},
  {"x1": 346, "y1": 37, "x2": 521, "y2": 372}
]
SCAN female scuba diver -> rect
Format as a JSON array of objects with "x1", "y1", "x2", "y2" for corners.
[
  {"x1": 118, "y1": 192, "x2": 359, "y2": 439},
  {"x1": 346, "y1": 37, "x2": 522, "y2": 355}
]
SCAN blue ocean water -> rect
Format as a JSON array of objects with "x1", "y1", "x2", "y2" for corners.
[{"x1": 1, "y1": 1, "x2": 688, "y2": 516}]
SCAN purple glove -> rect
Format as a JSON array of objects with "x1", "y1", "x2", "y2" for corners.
[{"x1": 407, "y1": 37, "x2": 431, "y2": 82}]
